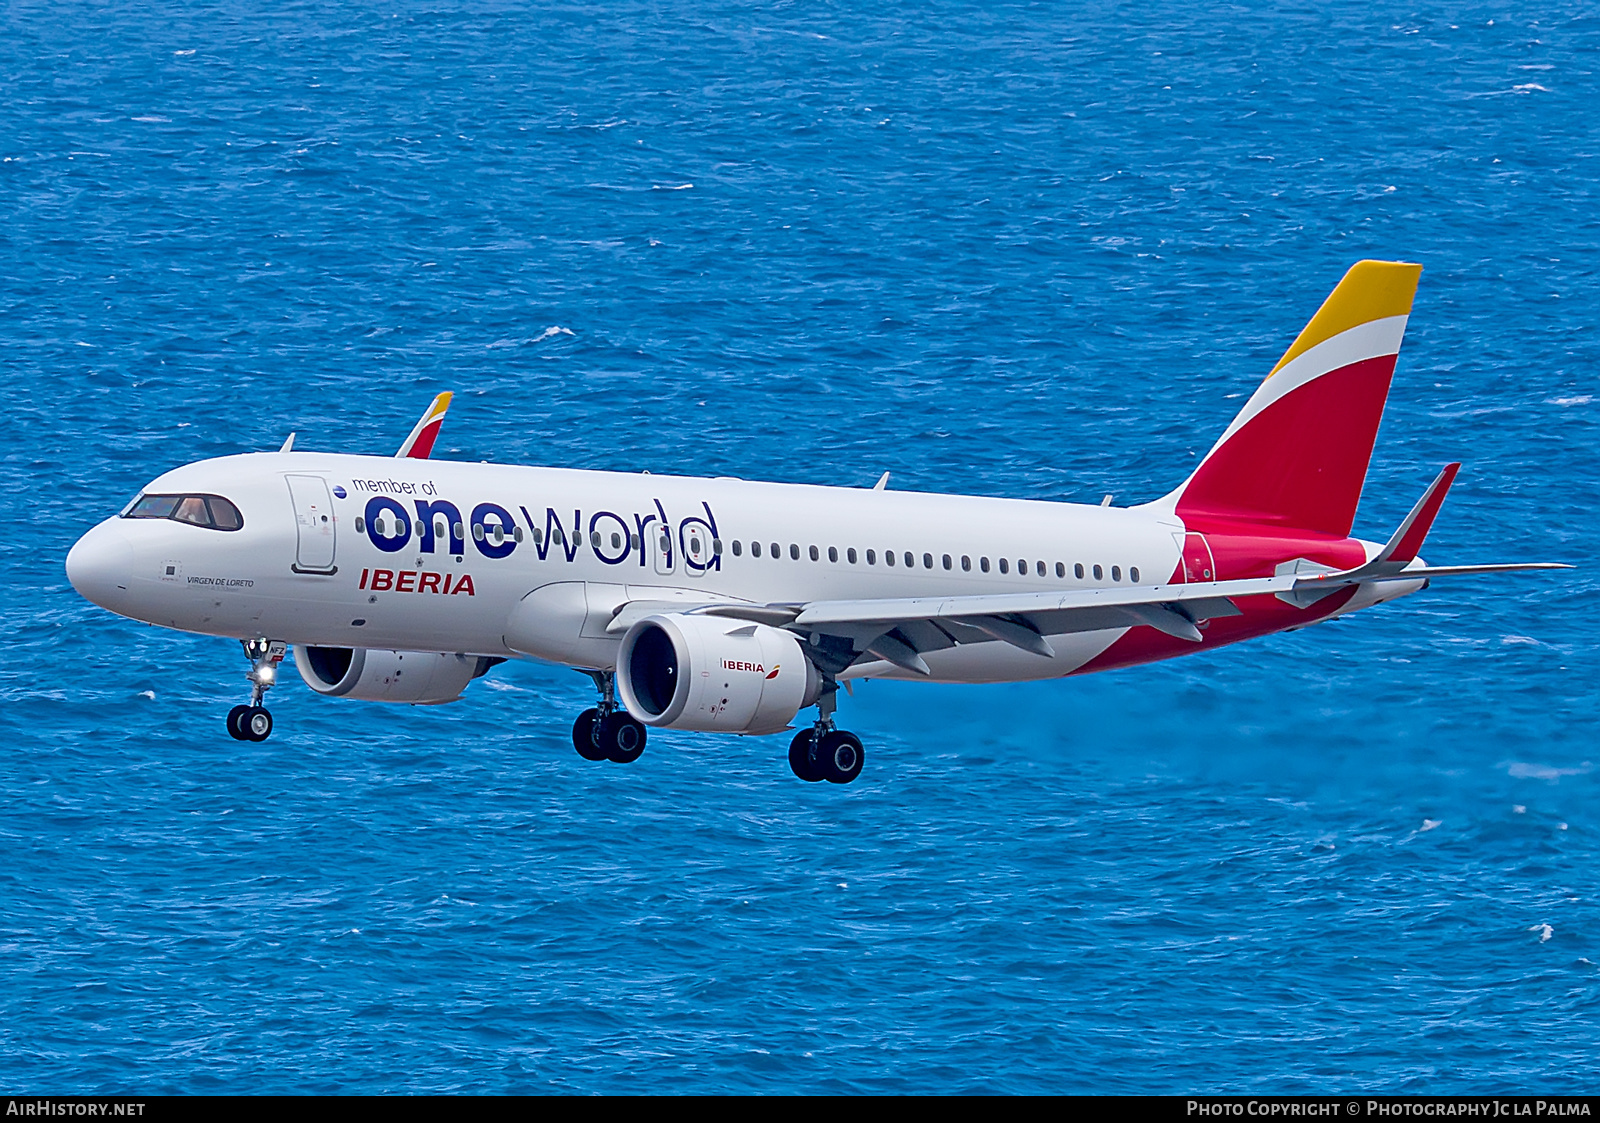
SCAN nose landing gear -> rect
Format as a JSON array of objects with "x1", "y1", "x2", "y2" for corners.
[
  {"x1": 572, "y1": 670, "x2": 647, "y2": 764},
  {"x1": 787, "y1": 686, "x2": 864, "y2": 784},
  {"x1": 227, "y1": 638, "x2": 284, "y2": 742}
]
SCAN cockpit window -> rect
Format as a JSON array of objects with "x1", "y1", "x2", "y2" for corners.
[
  {"x1": 126, "y1": 494, "x2": 180, "y2": 520},
  {"x1": 173, "y1": 497, "x2": 210, "y2": 526},
  {"x1": 122, "y1": 493, "x2": 244, "y2": 532},
  {"x1": 207, "y1": 497, "x2": 242, "y2": 530}
]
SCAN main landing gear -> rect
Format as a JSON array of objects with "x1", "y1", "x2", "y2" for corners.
[
  {"x1": 788, "y1": 687, "x2": 864, "y2": 784},
  {"x1": 572, "y1": 670, "x2": 647, "y2": 765},
  {"x1": 227, "y1": 638, "x2": 284, "y2": 742}
]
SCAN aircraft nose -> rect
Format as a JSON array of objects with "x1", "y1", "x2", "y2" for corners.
[{"x1": 66, "y1": 521, "x2": 135, "y2": 611}]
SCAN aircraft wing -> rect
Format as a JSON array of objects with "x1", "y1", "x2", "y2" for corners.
[
  {"x1": 598, "y1": 562, "x2": 1566, "y2": 677},
  {"x1": 748, "y1": 559, "x2": 1567, "y2": 675}
]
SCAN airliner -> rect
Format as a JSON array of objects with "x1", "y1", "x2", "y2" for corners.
[{"x1": 65, "y1": 261, "x2": 1567, "y2": 784}]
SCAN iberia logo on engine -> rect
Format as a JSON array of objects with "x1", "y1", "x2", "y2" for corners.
[
  {"x1": 358, "y1": 568, "x2": 476, "y2": 596},
  {"x1": 723, "y1": 660, "x2": 781, "y2": 680}
]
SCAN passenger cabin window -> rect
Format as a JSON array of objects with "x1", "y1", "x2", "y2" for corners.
[
  {"x1": 732, "y1": 540, "x2": 743, "y2": 556},
  {"x1": 123, "y1": 493, "x2": 244, "y2": 532},
  {"x1": 1093, "y1": 564, "x2": 1103, "y2": 580},
  {"x1": 980, "y1": 557, "x2": 990, "y2": 573},
  {"x1": 847, "y1": 548, "x2": 857, "y2": 564},
  {"x1": 1075, "y1": 563, "x2": 1084, "y2": 579},
  {"x1": 828, "y1": 546, "x2": 838, "y2": 563},
  {"x1": 1056, "y1": 562, "x2": 1066, "y2": 578},
  {"x1": 999, "y1": 558, "x2": 1009, "y2": 574},
  {"x1": 866, "y1": 549, "x2": 876, "y2": 565},
  {"x1": 1112, "y1": 565, "x2": 1122, "y2": 581},
  {"x1": 961, "y1": 555, "x2": 971, "y2": 571},
  {"x1": 751, "y1": 541, "x2": 761, "y2": 557},
  {"x1": 1131, "y1": 566, "x2": 1141, "y2": 583}
]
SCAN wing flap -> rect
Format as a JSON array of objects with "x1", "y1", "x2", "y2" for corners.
[{"x1": 792, "y1": 578, "x2": 1288, "y2": 628}]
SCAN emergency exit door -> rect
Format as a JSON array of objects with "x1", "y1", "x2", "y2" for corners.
[{"x1": 1180, "y1": 532, "x2": 1214, "y2": 583}]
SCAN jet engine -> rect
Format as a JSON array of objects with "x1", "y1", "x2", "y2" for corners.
[
  {"x1": 293, "y1": 645, "x2": 493, "y2": 705},
  {"x1": 616, "y1": 613, "x2": 821, "y2": 735}
]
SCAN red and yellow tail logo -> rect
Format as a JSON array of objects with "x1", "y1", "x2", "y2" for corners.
[{"x1": 1166, "y1": 261, "x2": 1422, "y2": 538}]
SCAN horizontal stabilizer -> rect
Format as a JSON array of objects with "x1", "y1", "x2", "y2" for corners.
[{"x1": 1325, "y1": 562, "x2": 1571, "y2": 582}]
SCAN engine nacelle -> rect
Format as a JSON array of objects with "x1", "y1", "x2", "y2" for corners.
[
  {"x1": 616, "y1": 614, "x2": 821, "y2": 734},
  {"x1": 294, "y1": 646, "x2": 489, "y2": 705}
]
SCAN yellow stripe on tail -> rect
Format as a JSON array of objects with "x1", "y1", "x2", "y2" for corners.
[{"x1": 1268, "y1": 260, "x2": 1422, "y2": 377}]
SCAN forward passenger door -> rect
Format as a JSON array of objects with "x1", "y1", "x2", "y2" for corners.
[{"x1": 286, "y1": 475, "x2": 338, "y2": 575}]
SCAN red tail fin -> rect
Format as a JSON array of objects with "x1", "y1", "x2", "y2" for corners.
[{"x1": 1161, "y1": 261, "x2": 1423, "y2": 537}]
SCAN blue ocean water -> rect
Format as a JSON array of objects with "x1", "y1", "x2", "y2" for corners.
[{"x1": 3, "y1": 0, "x2": 1598, "y2": 1093}]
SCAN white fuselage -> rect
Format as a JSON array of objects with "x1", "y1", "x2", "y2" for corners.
[{"x1": 67, "y1": 451, "x2": 1290, "y2": 684}]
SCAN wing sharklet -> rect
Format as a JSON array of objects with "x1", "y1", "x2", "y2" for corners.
[{"x1": 396, "y1": 391, "x2": 453, "y2": 459}]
